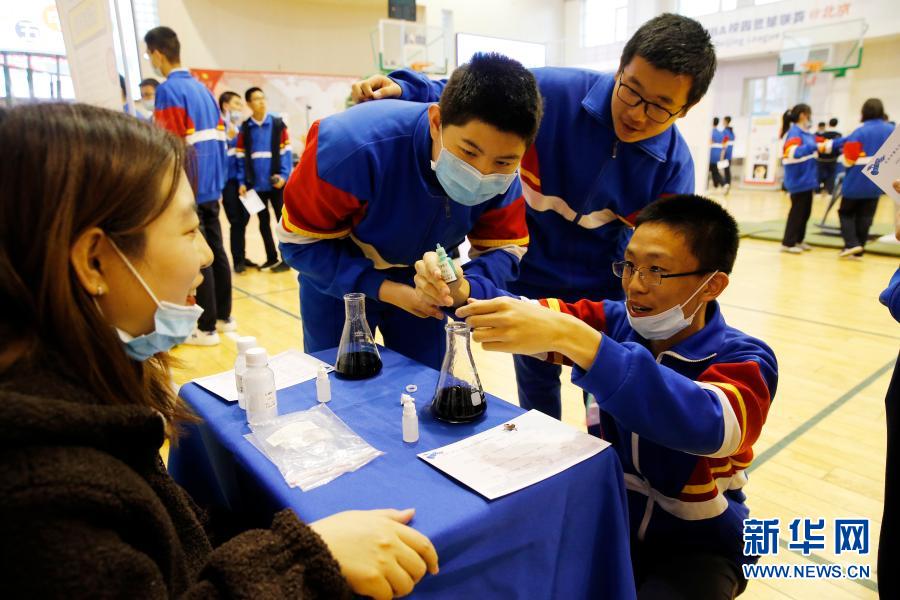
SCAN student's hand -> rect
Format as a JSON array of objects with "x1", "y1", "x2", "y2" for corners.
[
  {"x1": 414, "y1": 251, "x2": 470, "y2": 308},
  {"x1": 379, "y1": 280, "x2": 444, "y2": 319},
  {"x1": 238, "y1": 184, "x2": 247, "y2": 197},
  {"x1": 271, "y1": 175, "x2": 286, "y2": 189},
  {"x1": 893, "y1": 179, "x2": 900, "y2": 194},
  {"x1": 351, "y1": 75, "x2": 402, "y2": 104},
  {"x1": 456, "y1": 297, "x2": 602, "y2": 369},
  {"x1": 311, "y1": 508, "x2": 439, "y2": 600}
]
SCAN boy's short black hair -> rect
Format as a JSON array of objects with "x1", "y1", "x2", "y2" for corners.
[
  {"x1": 723, "y1": 115, "x2": 731, "y2": 123},
  {"x1": 713, "y1": 117, "x2": 720, "y2": 126},
  {"x1": 139, "y1": 78, "x2": 159, "y2": 89},
  {"x1": 144, "y1": 26, "x2": 180, "y2": 63},
  {"x1": 619, "y1": 13, "x2": 716, "y2": 108},
  {"x1": 635, "y1": 195, "x2": 739, "y2": 274},
  {"x1": 219, "y1": 91, "x2": 240, "y2": 112},
  {"x1": 245, "y1": 87, "x2": 264, "y2": 102},
  {"x1": 439, "y1": 52, "x2": 543, "y2": 146},
  {"x1": 861, "y1": 98, "x2": 885, "y2": 122},
  {"x1": 818, "y1": 121, "x2": 826, "y2": 128},
  {"x1": 829, "y1": 117, "x2": 839, "y2": 127}
]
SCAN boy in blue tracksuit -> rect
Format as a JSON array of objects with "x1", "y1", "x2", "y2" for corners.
[
  {"x1": 145, "y1": 26, "x2": 231, "y2": 345},
  {"x1": 824, "y1": 99, "x2": 896, "y2": 258},
  {"x1": 779, "y1": 104, "x2": 818, "y2": 254},
  {"x1": 352, "y1": 13, "x2": 716, "y2": 418},
  {"x1": 277, "y1": 54, "x2": 542, "y2": 370},
  {"x1": 419, "y1": 195, "x2": 776, "y2": 598},
  {"x1": 236, "y1": 87, "x2": 292, "y2": 273},
  {"x1": 710, "y1": 117, "x2": 725, "y2": 189},
  {"x1": 723, "y1": 115, "x2": 734, "y2": 189}
]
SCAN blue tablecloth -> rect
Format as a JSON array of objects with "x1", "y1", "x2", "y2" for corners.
[{"x1": 171, "y1": 347, "x2": 636, "y2": 599}]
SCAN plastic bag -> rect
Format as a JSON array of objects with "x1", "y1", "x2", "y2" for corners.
[{"x1": 245, "y1": 404, "x2": 383, "y2": 491}]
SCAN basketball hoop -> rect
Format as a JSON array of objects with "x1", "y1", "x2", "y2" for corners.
[{"x1": 802, "y1": 60, "x2": 824, "y2": 86}]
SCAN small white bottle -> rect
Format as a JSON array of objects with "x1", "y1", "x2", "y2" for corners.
[
  {"x1": 435, "y1": 244, "x2": 458, "y2": 283},
  {"x1": 402, "y1": 400, "x2": 419, "y2": 443},
  {"x1": 244, "y1": 347, "x2": 278, "y2": 426},
  {"x1": 234, "y1": 336, "x2": 257, "y2": 409},
  {"x1": 316, "y1": 365, "x2": 331, "y2": 403}
]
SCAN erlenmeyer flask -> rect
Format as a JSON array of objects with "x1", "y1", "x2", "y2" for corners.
[
  {"x1": 335, "y1": 293, "x2": 382, "y2": 380},
  {"x1": 431, "y1": 321, "x2": 486, "y2": 422}
]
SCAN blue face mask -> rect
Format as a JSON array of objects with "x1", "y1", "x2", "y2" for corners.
[
  {"x1": 106, "y1": 240, "x2": 204, "y2": 361},
  {"x1": 430, "y1": 129, "x2": 518, "y2": 206}
]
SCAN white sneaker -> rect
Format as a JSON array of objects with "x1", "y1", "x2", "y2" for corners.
[
  {"x1": 216, "y1": 317, "x2": 237, "y2": 333},
  {"x1": 723, "y1": 183, "x2": 731, "y2": 196},
  {"x1": 798, "y1": 242, "x2": 812, "y2": 251},
  {"x1": 780, "y1": 245, "x2": 803, "y2": 254},
  {"x1": 838, "y1": 246, "x2": 864, "y2": 258},
  {"x1": 183, "y1": 329, "x2": 220, "y2": 346}
]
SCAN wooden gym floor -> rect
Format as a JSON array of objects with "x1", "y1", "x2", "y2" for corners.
[{"x1": 170, "y1": 187, "x2": 897, "y2": 599}]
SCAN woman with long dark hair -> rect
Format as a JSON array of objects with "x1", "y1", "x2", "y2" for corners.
[
  {"x1": 0, "y1": 103, "x2": 437, "y2": 598},
  {"x1": 779, "y1": 103, "x2": 818, "y2": 253}
]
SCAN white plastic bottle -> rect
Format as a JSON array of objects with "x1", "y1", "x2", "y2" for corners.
[
  {"x1": 402, "y1": 400, "x2": 419, "y2": 443},
  {"x1": 244, "y1": 347, "x2": 278, "y2": 426},
  {"x1": 234, "y1": 336, "x2": 257, "y2": 409},
  {"x1": 316, "y1": 365, "x2": 331, "y2": 403}
]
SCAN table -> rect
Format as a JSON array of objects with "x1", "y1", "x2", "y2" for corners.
[{"x1": 170, "y1": 347, "x2": 636, "y2": 599}]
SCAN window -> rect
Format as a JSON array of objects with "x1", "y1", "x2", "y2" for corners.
[
  {"x1": 742, "y1": 75, "x2": 799, "y2": 115},
  {"x1": 678, "y1": 0, "x2": 737, "y2": 18},
  {"x1": 582, "y1": 0, "x2": 628, "y2": 48}
]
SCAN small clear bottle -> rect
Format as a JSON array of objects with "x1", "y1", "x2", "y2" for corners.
[
  {"x1": 244, "y1": 347, "x2": 278, "y2": 426},
  {"x1": 402, "y1": 400, "x2": 419, "y2": 443},
  {"x1": 234, "y1": 335, "x2": 257, "y2": 409},
  {"x1": 316, "y1": 365, "x2": 331, "y2": 403}
]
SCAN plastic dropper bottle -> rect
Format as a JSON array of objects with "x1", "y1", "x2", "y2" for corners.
[
  {"x1": 234, "y1": 336, "x2": 257, "y2": 409},
  {"x1": 435, "y1": 243, "x2": 458, "y2": 283},
  {"x1": 316, "y1": 365, "x2": 331, "y2": 403},
  {"x1": 244, "y1": 347, "x2": 278, "y2": 426},
  {"x1": 402, "y1": 398, "x2": 419, "y2": 443}
]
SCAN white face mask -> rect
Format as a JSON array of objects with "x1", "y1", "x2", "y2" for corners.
[{"x1": 626, "y1": 271, "x2": 718, "y2": 340}]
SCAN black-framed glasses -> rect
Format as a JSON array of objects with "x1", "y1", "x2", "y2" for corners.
[
  {"x1": 612, "y1": 261, "x2": 709, "y2": 287},
  {"x1": 615, "y1": 77, "x2": 684, "y2": 124}
]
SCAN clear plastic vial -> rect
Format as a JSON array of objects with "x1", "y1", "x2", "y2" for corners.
[
  {"x1": 402, "y1": 400, "x2": 419, "y2": 443},
  {"x1": 234, "y1": 336, "x2": 257, "y2": 409},
  {"x1": 316, "y1": 365, "x2": 331, "y2": 403},
  {"x1": 244, "y1": 347, "x2": 278, "y2": 426}
]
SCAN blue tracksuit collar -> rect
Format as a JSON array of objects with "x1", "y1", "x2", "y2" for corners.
[
  {"x1": 580, "y1": 74, "x2": 673, "y2": 163},
  {"x1": 626, "y1": 301, "x2": 726, "y2": 363},
  {"x1": 248, "y1": 114, "x2": 272, "y2": 128},
  {"x1": 414, "y1": 108, "x2": 447, "y2": 197}
]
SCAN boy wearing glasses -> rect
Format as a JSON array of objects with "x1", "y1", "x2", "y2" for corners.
[
  {"x1": 351, "y1": 14, "x2": 717, "y2": 420},
  {"x1": 415, "y1": 194, "x2": 776, "y2": 599}
]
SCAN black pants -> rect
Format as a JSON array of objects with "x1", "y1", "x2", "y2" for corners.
[
  {"x1": 723, "y1": 165, "x2": 732, "y2": 186},
  {"x1": 221, "y1": 179, "x2": 249, "y2": 266},
  {"x1": 633, "y1": 544, "x2": 746, "y2": 599},
  {"x1": 838, "y1": 197, "x2": 878, "y2": 250},
  {"x1": 196, "y1": 200, "x2": 232, "y2": 332},
  {"x1": 818, "y1": 161, "x2": 837, "y2": 194},
  {"x1": 257, "y1": 188, "x2": 284, "y2": 263},
  {"x1": 710, "y1": 163, "x2": 723, "y2": 188},
  {"x1": 880, "y1": 351, "x2": 900, "y2": 599},
  {"x1": 781, "y1": 190, "x2": 813, "y2": 247}
]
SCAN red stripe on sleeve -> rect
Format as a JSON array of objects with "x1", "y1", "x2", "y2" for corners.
[
  {"x1": 154, "y1": 106, "x2": 190, "y2": 138},
  {"x1": 468, "y1": 197, "x2": 529, "y2": 250},
  {"x1": 281, "y1": 120, "x2": 364, "y2": 237},
  {"x1": 698, "y1": 361, "x2": 772, "y2": 455}
]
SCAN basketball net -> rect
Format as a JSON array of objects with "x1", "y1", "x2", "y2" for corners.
[{"x1": 802, "y1": 60, "x2": 825, "y2": 87}]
